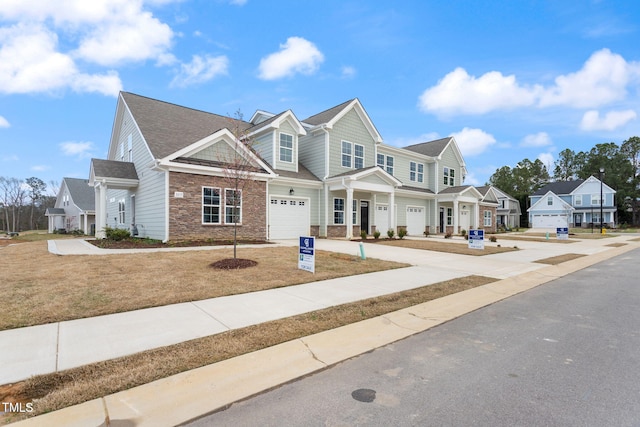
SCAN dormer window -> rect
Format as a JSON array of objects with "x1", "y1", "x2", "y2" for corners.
[{"x1": 279, "y1": 133, "x2": 293, "y2": 163}]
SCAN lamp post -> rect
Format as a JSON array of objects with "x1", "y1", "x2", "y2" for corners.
[{"x1": 599, "y1": 167, "x2": 604, "y2": 234}]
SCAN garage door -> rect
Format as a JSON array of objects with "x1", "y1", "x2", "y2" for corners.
[
  {"x1": 269, "y1": 197, "x2": 310, "y2": 239},
  {"x1": 375, "y1": 204, "x2": 389, "y2": 234},
  {"x1": 406, "y1": 207, "x2": 425, "y2": 236},
  {"x1": 532, "y1": 214, "x2": 568, "y2": 229}
]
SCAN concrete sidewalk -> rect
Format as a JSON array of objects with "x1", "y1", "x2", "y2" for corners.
[{"x1": 4, "y1": 234, "x2": 639, "y2": 426}]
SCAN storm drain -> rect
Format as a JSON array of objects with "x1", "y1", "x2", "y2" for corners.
[{"x1": 351, "y1": 388, "x2": 376, "y2": 403}]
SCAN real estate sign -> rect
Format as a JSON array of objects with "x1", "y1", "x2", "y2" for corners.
[
  {"x1": 556, "y1": 227, "x2": 569, "y2": 240},
  {"x1": 468, "y1": 229, "x2": 484, "y2": 250},
  {"x1": 298, "y1": 236, "x2": 315, "y2": 273}
]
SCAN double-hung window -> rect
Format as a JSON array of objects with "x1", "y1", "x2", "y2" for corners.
[
  {"x1": 352, "y1": 199, "x2": 358, "y2": 225},
  {"x1": 410, "y1": 162, "x2": 424, "y2": 182},
  {"x1": 446, "y1": 208, "x2": 453, "y2": 225},
  {"x1": 484, "y1": 210, "x2": 492, "y2": 227},
  {"x1": 547, "y1": 196, "x2": 553, "y2": 206},
  {"x1": 203, "y1": 187, "x2": 221, "y2": 224},
  {"x1": 443, "y1": 167, "x2": 455, "y2": 186},
  {"x1": 575, "y1": 195, "x2": 582, "y2": 206},
  {"x1": 377, "y1": 154, "x2": 394, "y2": 175},
  {"x1": 118, "y1": 200, "x2": 125, "y2": 224},
  {"x1": 334, "y1": 198, "x2": 345, "y2": 224},
  {"x1": 591, "y1": 194, "x2": 603, "y2": 205},
  {"x1": 341, "y1": 141, "x2": 352, "y2": 168},
  {"x1": 354, "y1": 144, "x2": 364, "y2": 169},
  {"x1": 279, "y1": 133, "x2": 293, "y2": 163},
  {"x1": 225, "y1": 189, "x2": 242, "y2": 224}
]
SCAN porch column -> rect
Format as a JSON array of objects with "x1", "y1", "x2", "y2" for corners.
[
  {"x1": 389, "y1": 191, "x2": 395, "y2": 233},
  {"x1": 473, "y1": 203, "x2": 479, "y2": 230},
  {"x1": 95, "y1": 182, "x2": 108, "y2": 239},
  {"x1": 345, "y1": 188, "x2": 354, "y2": 239},
  {"x1": 453, "y1": 198, "x2": 459, "y2": 233}
]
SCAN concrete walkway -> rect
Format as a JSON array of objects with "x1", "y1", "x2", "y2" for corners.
[{"x1": 4, "y1": 234, "x2": 639, "y2": 426}]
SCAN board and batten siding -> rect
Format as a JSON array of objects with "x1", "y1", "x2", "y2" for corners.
[{"x1": 328, "y1": 109, "x2": 376, "y2": 177}]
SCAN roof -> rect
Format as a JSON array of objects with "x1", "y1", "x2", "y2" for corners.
[
  {"x1": 403, "y1": 137, "x2": 451, "y2": 157},
  {"x1": 532, "y1": 180, "x2": 585, "y2": 196},
  {"x1": 438, "y1": 185, "x2": 474, "y2": 195},
  {"x1": 63, "y1": 177, "x2": 95, "y2": 211},
  {"x1": 475, "y1": 185, "x2": 491, "y2": 196},
  {"x1": 45, "y1": 208, "x2": 65, "y2": 215},
  {"x1": 399, "y1": 185, "x2": 435, "y2": 194},
  {"x1": 302, "y1": 99, "x2": 355, "y2": 126},
  {"x1": 270, "y1": 162, "x2": 321, "y2": 181},
  {"x1": 91, "y1": 159, "x2": 139, "y2": 180},
  {"x1": 121, "y1": 92, "x2": 252, "y2": 160}
]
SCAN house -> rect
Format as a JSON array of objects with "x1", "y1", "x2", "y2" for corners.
[
  {"x1": 45, "y1": 177, "x2": 96, "y2": 234},
  {"x1": 89, "y1": 92, "x2": 486, "y2": 241},
  {"x1": 492, "y1": 186, "x2": 521, "y2": 229},
  {"x1": 474, "y1": 186, "x2": 501, "y2": 233},
  {"x1": 527, "y1": 177, "x2": 616, "y2": 229}
]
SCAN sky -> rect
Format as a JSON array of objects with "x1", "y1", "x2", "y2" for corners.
[{"x1": 1, "y1": 0, "x2": 640, "y2": 193}]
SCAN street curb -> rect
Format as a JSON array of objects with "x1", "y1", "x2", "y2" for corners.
[{"x1": 10, "y1": 242, "x2": 639, "y2": 426}]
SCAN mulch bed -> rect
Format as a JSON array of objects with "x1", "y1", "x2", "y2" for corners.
[{"x1": 210, "y1": 258, "x2": 258, "y2": 269}]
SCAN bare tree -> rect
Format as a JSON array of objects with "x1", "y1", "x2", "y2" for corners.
[
  {"x1": 0, "y1": 177, "x2": 27, "y2": 233},
  {"x1": 26, "y1": 177, "x2": 47, "y2": 230}
]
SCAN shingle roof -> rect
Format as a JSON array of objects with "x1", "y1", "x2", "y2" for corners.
[
  {"x1": 91, "y1": 159, "x2": 139, "y2": 180},
  {"x1": 63, "y1": 177, "x2": 95, "y2": 211},
  {"x1": 45, "y1": 208, "x2": 65, "y2": 215},
  {"x1": 439, "y1": 185, "x2": 474, "y2": 194},
  {"x1": 270, "y1": 162, "x2": 321, "y2": 181},
  {"x1": 475, "y1": 185, "x2": 491, "y2": 196},
  {"x1": 302, "y1": 99, "x2": 354, "y2": 126},
  {"x1": 403, "y1": 137, "x2": 451, "y2": 157},
  {"x1": 532, "y1": 180, "x2": 585, "y2": 196},
  {"x1": 121, "y1": 92, "x2": 252, "y2": 159},
  {"x1": 399, "y1": 185, "x2": 435, "y2": 194}
]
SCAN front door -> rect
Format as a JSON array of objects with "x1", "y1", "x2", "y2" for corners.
[
  {"x1": 360, "y1": 201, "x2": 369, "y2": 234},
  {"x1": 439, "y1": 207, "x2": 445, "y2": 233},
  {"x1": 574, "y1": 213, "x2": 582, "y2": 226}
]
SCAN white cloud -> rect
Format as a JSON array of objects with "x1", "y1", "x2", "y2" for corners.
[
  {"x1": 538, "y1": 152, "x2": 555, "y2": 170},
  {"x1": 418, "y1": 68, "x2": 541, "y2": 115},
  {"x1": 258, "y1": 37, "x2": 324, "y2": 80},
  {"x1": 419, "y1": 49, "x2": 640, "y2": 116},
  {"x1": 171, "y1": 54, "x2": 228, "y2": 87},
  {"x1": 463, "y1": 171, "x2": 481, "y2": 186},
  {"x1": 580, "y1": 109, "x2": 637, "y2": 131},
  {"x1": 60, "y1": 141, "x2": 95, "y2": 158},
  {"x1": 521, "y1": 132, "x2": 552, "y2": 147},
  {"x1": 450, "y1": 128, "x2": 496, "y2": 156},
  {"x1": 341, "y1": 66, "x2": 356, "y2": 79},
  {"x1": 0, "y1": 116, "x2": 9, "y2": 128},
  {"x1": 31, "y1": 165, "x2": 50, "y2": 172}
]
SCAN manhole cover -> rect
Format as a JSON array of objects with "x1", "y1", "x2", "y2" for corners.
[{"x1": 351, "y1": 388, "x2": 376, "y2": 403}]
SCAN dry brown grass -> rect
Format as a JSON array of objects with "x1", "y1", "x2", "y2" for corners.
[
  {"x1": 605, "y1": 243, "x2": 628, "y2": 248},
  {"x1": 0, "y1": 241, "x2": 407, "y2": 330},
  {"x1": 488, "y1": 235, "x2": 576, "y2": 243},
  {"x1": 534, "y1": 253, "x2": 586, "y2": 265},
  {"x1": 368, "y1": 238, "x2": 518, "y2": 255},
  {"x1": 1, "y1": 275, "x2": 495, "y2": 423}
]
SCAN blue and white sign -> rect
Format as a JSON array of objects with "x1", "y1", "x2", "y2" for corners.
[
  {"x1": 468, "y1": 229, "x2": 485, "y2": 250},
  {"x1": 298, "y1": 236, "x2": 315, "y2": 273},
  {"x1": 556, "y1": 227, "x2": 569, "y2": 240}
]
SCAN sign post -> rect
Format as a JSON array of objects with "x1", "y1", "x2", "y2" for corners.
[
  {"x1": 298, "y1": 236, "x2": 315, "y2": 273},
  {"x1": 556, "y1": 227, "x2": 569, "y2": 240},
  {"x1": 468, "y1": 229, "x2": 485, "y2": 250}
]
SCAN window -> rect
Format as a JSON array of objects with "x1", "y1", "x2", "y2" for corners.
[
  {"x1": 443, "y1": 167, "x2": 455, "y2": 186},
  {"x1": 446, "y1": 208, "x2": 453, "y2": 225},
  {"x1": 354, "y1": 144, "x2": 364, "y2": 169},
  {"x1": 484, "y1": 210, "x2": 492, "y2": 227},
  {"x1": 575, "y1": 195, "x2": 582, "y2": 206},
  {"x1": 225, "y1": 189, "x2": 242, "y2": 224},
  {"x1": 410, "y1": 162, "x2": 424, "y2": 182},
  {"x1": 591, "y1": 194, "x2": 603, "y2": 205},
  {"x1": 547, "y1": 196, "x2": 553, "y2": 206},
  {"x1": 341, "y1": 141, "x2": 352, "y2": 168},
  {"x1": 334, "y1": 198, "x2": 345, "y2": 224},
  {"x1": 270, "y1": 199, "x2": 278, "y2": 204},
  {"x1": 203, "y1": 187, "x2": 221, "y2": 224},
  {"x1": 353, "y1": 199, "x2": 358, "y2": 225},
  {"x1": 279, "y1": 133, "x2": 293, "y2": 163},
  {"x1": 376, "y1": 154, "x2": 394, "y2": 174},
  {"x1": 118, "y1": 200, "x2": 125, "y2": 224}
]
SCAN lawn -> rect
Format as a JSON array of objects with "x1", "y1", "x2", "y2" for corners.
[{"x1": 0, "y1": 241, "x2": 408, "y2": 330}]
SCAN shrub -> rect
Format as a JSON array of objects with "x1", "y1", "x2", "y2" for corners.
[
  {"x1": 423, "y1": 229, "x2": 430, "y2": 238},
  {"x1": 444, "y1": 232, "x2": 452, "y2": 239},
  {"x1": 460, "y1": 229, "x2": 467, "y2": 237},
  {"x1": 360, "y1": 230, "x2": 368, "y2": 240},
  {"x1": 489, "y1": 236, "x2": 497, "y2": 242},
  {"x1": 387, "y1": 229, "x2": 395, "y2": 239},
  {"x1": 373, "y1": 230, "x2": 381, "y2": 239},
  {"x1": 398, "y1": 228, "x2": 407, "y2": 239},
  {"x1": 104, "y1": 226, "x2": 131, "y2": 241}
]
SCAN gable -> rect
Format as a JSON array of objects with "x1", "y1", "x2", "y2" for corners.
[
  {"x1": 528, "y1": 191, "x2": 573, "y2": 212},
  {"x1": 572, "y1": 176, "x2": 616, "y2": 195}
]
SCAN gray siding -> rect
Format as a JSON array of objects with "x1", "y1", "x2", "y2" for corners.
[
  {"x1": 252, "y1": 132, "x2": 274, "y2": 166},
  {"x1": 275, "y1": 121, "x2": 297, "y2": 172},
  {"x1": 328, "y1": 109, "x2": 376, "y2": 177},
  {"x1": 269, "y1": 184, "x2": 321, "y2": 225},
  {"x1": 439, "y1": 144, "x2": 461, "y2": 187},
  {"x1": 299, "y1": 131, "x2": 326, "y2": 179}
]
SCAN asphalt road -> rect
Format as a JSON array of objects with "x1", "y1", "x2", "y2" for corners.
[{"x1": 187, "y1": 248, "x2": 640, "y2": 427}]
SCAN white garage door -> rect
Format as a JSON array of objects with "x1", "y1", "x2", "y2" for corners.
[
  {"x1": 406, "y1": 207, "x2": 425, "y2": 236},
  {"x1": 532, "y1": 214, "x2": 568, "y2": 229},
  {"x1": 269, "y1": 197, "x2": 310, "y2": 239},
  {"x1": 375, "y1": 204, "x2": 389, "y2": 234}
]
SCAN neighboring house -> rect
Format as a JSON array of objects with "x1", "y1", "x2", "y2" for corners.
[
  {"x1": 89, "y1": 92, "x2": 486, "y2": 241},
  {"x1": 45, "y1": 177, "x2": 96, "y2": 234},
  {"x1": 492, "y1": 186, "x2": 521, "y2": 229},
  {"x1": 527, "y1": 177, "x2": 616, "y2": 229},
  {"x1": 474, "y1": 186, "x2": 501, "y2": 233}
]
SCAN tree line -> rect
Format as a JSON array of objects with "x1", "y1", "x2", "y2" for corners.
[
  {"x1": 488, "y1": 136, "x2": 640, "y2": 226},
  {"x1": 0, "y1": 177, "x2": 58, "y2": 233}
]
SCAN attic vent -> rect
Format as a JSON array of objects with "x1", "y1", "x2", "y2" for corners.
[{"x1": 174, "y1": 192, "x2": 184, "y2": 198}]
